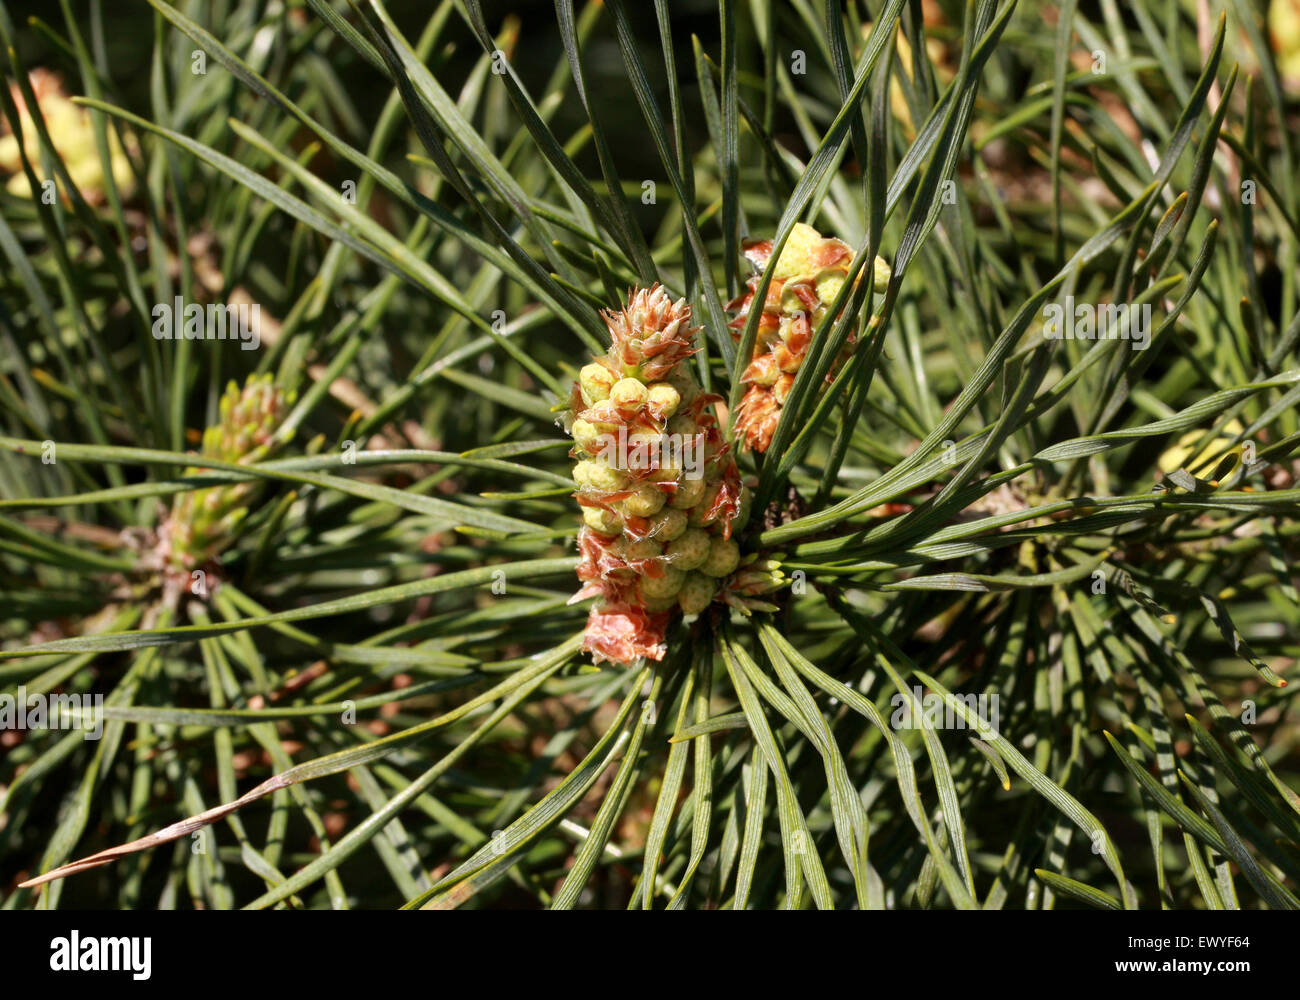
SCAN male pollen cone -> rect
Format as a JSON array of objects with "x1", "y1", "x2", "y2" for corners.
[
  {"x1": 162, "y1": 374, "x2": 292, "y2": 575},
  {"x1": 566, "y1": 285, "x2": 751, "y2": 666},
  {"x1": 727, "y1": 222, "x2": 890, "y2": 452}
]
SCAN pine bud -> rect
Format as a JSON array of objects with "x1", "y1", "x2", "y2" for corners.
[
  {"x1": 678, "y1": 573, "x2": 717, "y2": 615},
  {"x1": 574, "y1": 460, "x2": 631, "y2": 492},
  {"x1": 620, "y1": 537, "x2": 663, "y2": 564},
  {"x1": 162, "y1": 374, "x2": 292, "y2": 574},
  {"x1": 583, "y1": 505, "x2": 623, "y2": 535},
  {"x1": 603, "y1": 285, "x2": 700, "y2": 380},
  {"x1": 641, "y1": 566, "x2": 686, "y2": 600},
  {"x1": 721, "y1": 557, "x2": 792, "y2": 614},
  {"x1": 666, "y1": 528, "x2": 711, "y2": 570},
  {"x1": 579, "y1": 363, "x2": 617, "y2": 405},
  {"x1": 669, "y1": 476, "x2": 707, "y2": 509},
  {"x1": 699, "y1": 537, "x2": 741, "y2": 578},
  {"x1": 728, "y1": 222, "x2": 891, "y2": 452},
  {"x1": 571, "y1": 417, "x2": 602, "y2": 455},
  {"x1": 620, "y1": 483, "x2": 667, "y2": 518},
  {"x1": 647, "y1": 507, "x2": 688, "y2": 541},
  {"x1": 645, "y1": 383, "x2": 681, "y2": 421},
  {"x1": 610, "y1": 377, "x2": 649, "y2": 410}
]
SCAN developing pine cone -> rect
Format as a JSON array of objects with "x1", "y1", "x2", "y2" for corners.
[
  {"x1": 727, "y1": 222, "x2": 890, "y2": 452},
  {"x1": 567, "y1": 285, "x2": 750, "y2": 665},
  {"x1": 162, "y1": 374, "x2": 292, "y2": 576}
]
